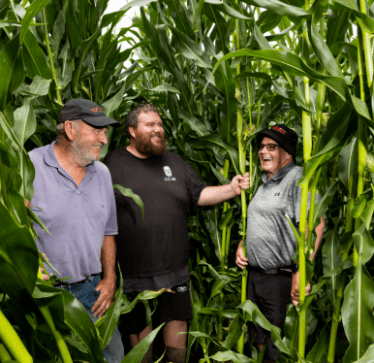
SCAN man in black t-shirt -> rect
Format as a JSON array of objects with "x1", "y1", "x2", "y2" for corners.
[{"x1": 104, "y1": 104, "x2": 249, "y2": 363}]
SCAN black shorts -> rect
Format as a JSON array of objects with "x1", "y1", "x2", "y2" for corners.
[
  {"x1": 247, "y1": 268, "x2": 292, "y2": 361},
  {"x1": 119, "y1": 282, "x2": 193, "y2": 336}
]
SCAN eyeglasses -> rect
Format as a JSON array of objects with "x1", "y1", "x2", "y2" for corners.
[{"x1": 258, "y1": 143, "x2": 278, "y2": 151}]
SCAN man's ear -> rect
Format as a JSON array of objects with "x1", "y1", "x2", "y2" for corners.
[
  {"x1": 64, "y1": 120, "x2": 78, "y2": 141},
  {"x1": 128, "y1": 126, "x2": 136, "y2": 140}
]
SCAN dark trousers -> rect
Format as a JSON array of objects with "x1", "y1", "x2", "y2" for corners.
[{"x1": 247, "y1": 269, "x2": 292, "y2": 361}]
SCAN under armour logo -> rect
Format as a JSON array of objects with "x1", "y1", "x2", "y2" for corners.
[
  {"x1": 274, "y1": 192, "x2": 280, "y2": 196},
  {"x1": 91, "y1": 107, "x2": 103, "y2": 112}
]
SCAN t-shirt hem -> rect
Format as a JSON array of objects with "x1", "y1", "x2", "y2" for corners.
[{"x1": 121, "y1": 265, "x2": 188, "y2": 279}]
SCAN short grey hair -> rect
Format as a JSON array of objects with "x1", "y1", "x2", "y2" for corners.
[
  {"x1": 125, "y1": 103, "x2": 160, "y2": 139},
  {"x1": 56, "y1": 120, "x2": 82, "y2": 142}
]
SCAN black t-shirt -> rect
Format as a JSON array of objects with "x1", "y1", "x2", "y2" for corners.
[{"x1": 103, "y1": 147, "x2": 207, "y2": 289}]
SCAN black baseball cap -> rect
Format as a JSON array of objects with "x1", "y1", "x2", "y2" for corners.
[
  {"x1": 257, "y1": 124, "x2": 298, "y2": 157},
  {"x1": 57, "y1": 99, "x2": 120, "y2": 128}
]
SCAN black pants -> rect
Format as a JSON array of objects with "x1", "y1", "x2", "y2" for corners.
[{"x1": 247, "y1": 269, "x2": 292, "y2": 361}]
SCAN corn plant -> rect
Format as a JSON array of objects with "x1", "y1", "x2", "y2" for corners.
[
  {"x1": 127, "y1": 0, "x2": 374, "y2": 362},
  {"x1": 2, "y1": 0, "x2": 374, "y2": 362},
  {"x1": 0, "y1": 0, "x2": 164, "y2": 361}
]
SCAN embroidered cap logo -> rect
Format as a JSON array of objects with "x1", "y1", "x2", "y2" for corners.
[
  {"x1": 273, "y1": 126, "x2": 286, "y2": 134},
  {"x1": 91, "y1": 107, "x2": 103, "y2": 112}
]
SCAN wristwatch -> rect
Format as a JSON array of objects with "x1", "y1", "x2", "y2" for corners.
[{"x1": 292, "y1": 263, "x2": 299, "y2": 273}]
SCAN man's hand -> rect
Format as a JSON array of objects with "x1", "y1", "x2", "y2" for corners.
[
  {"x1": 39, "y1": 267, "x2": 50, "y2": 281},
  {"x1": 39, "y1": 253, "x2": 49, "y2": 281},
  {"x1": 235, "y1": 240, "x2": 248, "y2": 270},
  {"x1": 91, "y1": 277, "x2": 116, "y2": 318},
  {"x1": 291, "y1": 271, "x2": 311, "y2": 306},
  {"x1": 230, "y1": 172, "x2": 250, "y2": 196}
]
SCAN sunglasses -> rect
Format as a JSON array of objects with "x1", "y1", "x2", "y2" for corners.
[{"x1": 258, "y1": 143, "x2": 278, "y2": 151}]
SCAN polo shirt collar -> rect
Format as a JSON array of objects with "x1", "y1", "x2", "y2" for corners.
[
  {"x1": 261, "y1": 162, "x2": 294, "y2": 183},
  {"x1": 43, "y1": 141, "x2": 97, "y2": 173}
]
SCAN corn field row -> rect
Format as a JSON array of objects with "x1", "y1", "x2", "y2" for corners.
[{"x1": 0, "y1": 0, "x2": 373, "y2": 362}]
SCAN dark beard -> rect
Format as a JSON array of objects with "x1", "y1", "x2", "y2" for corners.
[{"x1": 134, "y1": 133, "x2": 166, "y2": 157}]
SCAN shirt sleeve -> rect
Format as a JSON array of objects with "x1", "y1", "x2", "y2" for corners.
[{"x1": 184, "y1": 162, "x2": 208, "y2": 211}]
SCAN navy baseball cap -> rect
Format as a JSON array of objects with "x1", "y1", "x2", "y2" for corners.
[
  {"x1": 257, "y1": 124, "x2": 298, "y2": 157},
  {"x1": 57, "y1": 99, "x2": 120, "y2": 128}
]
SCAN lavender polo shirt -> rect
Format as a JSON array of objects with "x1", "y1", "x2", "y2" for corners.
[{"x1": 29, "y1": 142, "x2": 118, "y2": 283}]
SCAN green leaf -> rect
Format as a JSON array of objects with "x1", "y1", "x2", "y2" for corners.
[
  {"x1": 213, "y1": 61, "x2": 236, "y2": 143},
  {"x1": 238, "y1": 300, "x2": 291, "y2": 355},
  {"x1": 0, "y1": 202, "x2": 39, "y2": 301},
  {"x1": 163, "y1": 0, "x2": 196, "y2": 39},
  {"x1": 241, "y1": 0, "x2": 309, "y2": 18},
  {"x1": 213, "y1": 49, "x2": 372, "y2": 123},
  {"x1": 223, "y1": 315, "x2": 243, "y2": 350},
  {"x1": 196, "y1": 135, "x2": 239, "y2": 175},
  {"x1": 342, "y1": 265, "x2": 374, "y2": 363},
  {"x1": 322, "y1": 230, "x2": 342, "y2": 303},
  {"x1": 121, "y1": 289, "x2": 167, "y2": 315},
  {"x1": 97, "y1": 266, "x2": 125, "y2": 350},
  {"x1": 8, "y1": 51, "x2": 25, "y2": 94},
  {"x1": 210, "y1": 1, "x2": 251, "y2": 20},
  {"x1": 179, "y1": 110, "x2": 210, "y2": 137},
  {"x1": 119, "y1": 0, "x2": 158, "y2": 13},
  {"x1": 141, "y1": 8, "x2": 173, "y2": 72},
  {"x1": 352, "y1": 344, "x2": 374, "y2": 363},
  {"x1": 71, "y1": 28, "x2": 101, "y2": 94},
  {"x1": 338, "y1": 138, "x2": 357, "y2": 191},
  {"x1": 0, "y1": 34, "x2": 19, "y2": 112},
  {"x1": 101, "y1": 82, "x2": 127, "y2": 118},
  {"x1": 22, "y1": 29, "x2": 52, "y2": 79},
  {"x1": 360, "y1": 199, "x2": 374, "y2": 230},
  {"x1": 113, "y1": 184, "x2": 144, "y2": 220},
  {"x1": 309, "y1": 21, "x2": 344, "y2": 79},
  {"x1": 12, "y1": 98, "x2": 37, "y2": 146},
  {"x1": 170, "y1": 27, "x2": 212, "y2": 68},
  {"x1": 237, "y1": 71, "x2": 288, "y2": 98},
  {"x1": 26, "y1": 207, "x2": 50, "y2": 235},
  {"x1": 0, "y1": 113, "x2": 25, "y2": 158},
  {"x1": 333, "y1": 0, "x2": 359, "y2": 10},
  {"x1": 33, "y1": 283, "x2": 106, "y2": 362},
  {"x1": 150, "y1": 84, "x2": 181, "y2": 93},
  {"x1": 51, "y1": 0, "x2": 68, "y2": 59},
  {"x1": 312, "y1": 181, "x2": 337, "y2": 226},
  {"x1": 285, "y1": 213, "x2": 301, "y2": 247},
  {"x1": 306, "y1": 325, "x2": 329, "y2": 363},
  {"x1": 198, "y1": 308, "x2": 238, "y2": 319},
  {"x1": 352, "y1": 224, "x2": 374, "y2": 265},
  {"x1": 14, "y1": 75, "x2": 51, "y2": 96},
  {"x1": 20, "y1": 0, "x2": 51, "y2": 44},
  {"x1": 205, "y1": 350, "x2": 255, "y2": 362},
  {"x1": 121, "y1": 323, "x2": 165, "y2": 363},
  {"x1": 202, "y1": 207, "x2": 222, "y2": 261}
]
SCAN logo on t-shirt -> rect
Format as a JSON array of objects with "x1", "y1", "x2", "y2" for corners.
[{"x1": 163, "y1": 166, "x2": 176, "y2": 181}]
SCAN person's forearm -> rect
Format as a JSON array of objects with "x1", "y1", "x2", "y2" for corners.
[
  {"x1": 101, "y1": 235, "x2": 117, "y2": 281},
  {"x1": 197, "y1": 185, "x2": 238, "y2": 206},
  {"x1": 310, "y1": 216, "x2": 325, "y2": 261}
]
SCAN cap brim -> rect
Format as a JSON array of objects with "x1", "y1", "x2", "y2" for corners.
[{"x1": 82, "y1": 116, "x2": 121, "y2": 128}]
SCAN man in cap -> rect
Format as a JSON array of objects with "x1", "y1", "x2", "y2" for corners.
[
  {"x1": 103, "y1": 103, "x2": 250, "y2": 363},
  {"x1": 29, "y1": 99, "x2": 124, "y2": 362},
  {"x1": 235, "y1": 124, "x2": 324, "y2": 363}
]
